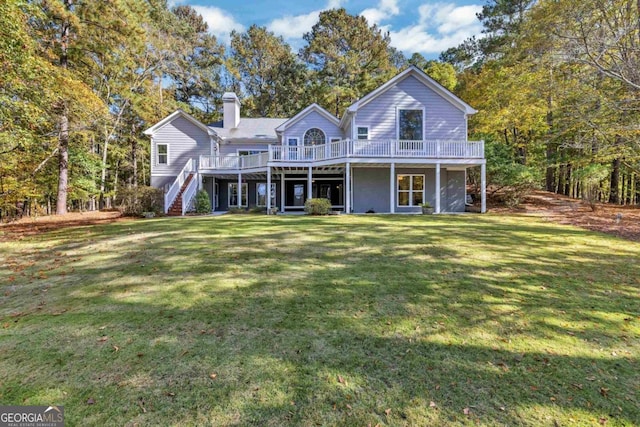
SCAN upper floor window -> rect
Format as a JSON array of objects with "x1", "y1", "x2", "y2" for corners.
[
  {"x1": 157, "y1": 144, "x2": 168, "y2": 165},
  {"x1": 357, "y1": 127, "x2": 369, "y2": 140},
  {"x1": 398, "y1": 109, "x2": 423, "y2": 140},
  {"x1": 303, "y1": 128, "x2": 326, "y2": 146}
]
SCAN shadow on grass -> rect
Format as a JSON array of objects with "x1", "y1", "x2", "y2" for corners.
[{"x1": 1, "y1": 215, "x2": 638, "y2": 425}]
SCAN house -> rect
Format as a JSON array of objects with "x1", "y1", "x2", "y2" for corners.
[{"x1": 144, "y1": 66, "x2": 486, "y2": 215}]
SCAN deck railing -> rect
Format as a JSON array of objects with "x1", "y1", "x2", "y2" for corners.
[{"x1": 199, "y1": 139, "x2": 484, "y2": 170}]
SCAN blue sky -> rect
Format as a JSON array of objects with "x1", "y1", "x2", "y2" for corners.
[{"x1": 169, "y1": 0, "x2": 485, "y2": 59}]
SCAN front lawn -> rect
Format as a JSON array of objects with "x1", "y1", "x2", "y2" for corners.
[{"x1": 1, "y1": 215, "x2": 638, "y2": 426}]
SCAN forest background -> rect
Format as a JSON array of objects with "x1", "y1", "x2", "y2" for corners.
[{"x1": 1, "y1": 0, "x2": 638, "y2": 219}]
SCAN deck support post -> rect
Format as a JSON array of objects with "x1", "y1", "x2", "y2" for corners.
[
  {"x1": 481, "y1": 163, "x2": 487, "y2": 213},
  {"x1": 212, "y1": 177, "x2": 216, "y2": 212},
  {"x1": 267, "y1": 167, "x2": 272, "y2": 212},
  {"x1": 390, "y1": 162, "x2": 395, "y2": 213},
  {"x1": 237, "y1": 173, "x2": 242, "y2": 208},
  {"x1": 307, "y1": 166, "x2": 313, "y2": 202},
  {"x1": 345, "y1": 162, "x2": 351, "y2": 213},
  {"x1": 435, "y1": 163, "x2": 441, "y2": 214},
  {"x1": 280, "y1": 172, "x2": 285, "y2": 213}
]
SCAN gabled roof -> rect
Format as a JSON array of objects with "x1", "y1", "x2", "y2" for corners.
[
  {"x1": 143, "y1": 109, "x2": 215, "y2": 136},
  {"x1": 275, "y1": 103, "x2": 339, "y2": 133},
  {"x1": 339, "y1": 66, "x2": 477, "y2": 128},
  {"x1": 211, "y1": 118, "x2": 288, "y2": 142}
]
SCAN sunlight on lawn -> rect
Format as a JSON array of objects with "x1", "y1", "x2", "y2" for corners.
[{"x1": 0, "y1": 214, "x2": 638, "y2": 426}]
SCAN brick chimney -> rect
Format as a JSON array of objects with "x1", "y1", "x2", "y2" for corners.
[{"x1": 222, "y1": 92, "x2": 240, "y2": 129}]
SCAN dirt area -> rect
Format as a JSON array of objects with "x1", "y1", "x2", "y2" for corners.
[
  {"x1": 491, "y1": 190, "x2": 640, "y2": 242},
  {"x1": 1, "y1": 192, "x2": 639, "y2": 242},
  {"x1": 0, "y1": 210, "x2": 128, "y2": 241}
]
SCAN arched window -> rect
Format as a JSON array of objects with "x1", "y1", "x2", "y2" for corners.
[{"x1": 303, "y1": 128, "x2": 326, "y2": 146}]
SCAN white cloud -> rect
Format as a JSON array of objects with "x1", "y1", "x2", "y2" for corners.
[
  {"x1": 389, "y1": 2, "x2": 482, "y2": 55},
  {"x1": 192, "y1": 5, "x2": 244, "y2": 43},
  {"x1": 268, "y1": 10, "x2": 321, "y2": 41},
  {"x1": 361, "y1": 0, "x2": 400, "y2": 25},
  {"x1": 267, "y1": 0, "x2": 346, "y2": 42}
]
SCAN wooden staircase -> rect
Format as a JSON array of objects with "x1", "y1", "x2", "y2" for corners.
[{"x1": 167, "y1": 173, "x2": 194, "y2": 216}]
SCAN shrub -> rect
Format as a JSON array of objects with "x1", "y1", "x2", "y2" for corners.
[
  {"x1": 194, "y1": 190, "x2": 211, "y2": 214},
  {"x1": 228, "y1": 207, "x2": 247, "y2": 214},
  {"x1": 304, "y1": 198, "x2": 332, "y2": 215},
  {"x1": 484, "y1": 138, "x2": 541, "y2": 207},
  {"x1": 115, "y1": 186, "x2": 163, "y2": 217}
]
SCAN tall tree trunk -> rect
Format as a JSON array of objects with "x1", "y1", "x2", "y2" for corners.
[
  {"x1": 545, "y1": 81, "x2": 556, "y2": 191},
  {"x1": 57, "y1": 113, "x2": 69, "y2": 214},
  {"x1": 56, "y1": 1, "x2": 72, "y2": 215},
  {"x1": 609, "y1": 158, "x2": 621, "y2": 204},
  {"x1": 131, "y1": 123, "x2": 138, "y2": 188},
  {"x1": 564, "y1": 164, "x2": 572, "y2": 196}
]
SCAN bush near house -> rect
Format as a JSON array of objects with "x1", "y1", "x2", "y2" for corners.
[
  {"x1": 194, "y1": 190, "x2": 211, "y2": 214},
  {"x1": 304, "y1": 198, "x2": 331, "y2": 215}
]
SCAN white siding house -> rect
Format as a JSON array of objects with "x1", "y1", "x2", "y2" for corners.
[{"x1": 145, "y1": 66, "x2": 486, "y2": 215}]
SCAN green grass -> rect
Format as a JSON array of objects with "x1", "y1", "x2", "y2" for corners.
[{"x1": 1, "y1": 214, "x2": 638, "y2": 426}]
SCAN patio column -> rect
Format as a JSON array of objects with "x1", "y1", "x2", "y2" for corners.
[
  {"x1": 481, "y1": 163, "x2": 487, "y2": 213},
  {"x1": 212, "y1": 177, "x2": 216, "y2": 211},
  {"x1": 435, "y1": 163, "x2": 441, "y2": 214},
  {"x1": 390, "y1": 162, "x2": 395, "y2": 213},
  {"x1": 307, "y1": 166, "x2": 313, "y2": 202},
  {"x1": 280, "y1": 173, "x2": 285, "y2": 213},
  {"x1": 267, "y1": 167, "x2": 272, "y2": 212},
  {"x1": 237, "y1": 173, "x2": 242, "y2": 208},
  {"x1": 345, "y1": 162, "x2": 351, "y2": 213},
  {"x1": 198, "y1": 172, "x2": 203, "y2": 191}
]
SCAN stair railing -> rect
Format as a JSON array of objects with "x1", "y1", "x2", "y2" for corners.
[{"x1": 164, "y1": 158, "x2": 195, "y2": 213}]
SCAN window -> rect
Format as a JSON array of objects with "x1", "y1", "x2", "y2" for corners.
[
  {"x1": 330, "y1": 137, "x2": 341, "y2": 143},
  {"x1": 256, "y1": 183, "x2": 277, "y2": 207},
  {"x1": 398, "y1": 109, "x2": 423, "y2": 140},
  {"x1": 228, "y1": 183, "x2": 248, "y2": 207},
  {"x1": 287, "y1": 138, "x2": 299, "y2": 146},
  {"x1": 157, "y1": 144, "x2": 168, "y2": 165},
  {"x1": 397, "y1": 174, "x2": 425, "y2": 207},
  {"x1": 238, "y1": 150, "x2": 266, "y2": 156},
  {"x1": 357, "y1": 127, "x2": 369, "y2": 140},
  {"x1": 303, "y1": 128, "x2": 326, "y2": 146}
]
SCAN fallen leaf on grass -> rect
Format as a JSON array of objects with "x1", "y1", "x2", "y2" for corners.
[
  {"x1": 138, "y1": 398, "x2": 146, "y2": 413},
  {"x1": 97, "y1": 336, "x2": 108, "y2": 342},
  {"x1": 86, "y1": 398, "x2": 95, "y2": 405},
  {"x1": 112, "y1": 345, "x2": 119, "y2": 352},
  {"x1": 429, "y1": 401, "x2": 437, "y2": 408},
  {"x1": 209, "y1": 373, "x2": 217, "y2": 380},
  {"x1": 384, "y1": 408, "x2": 391, "y2": 416},
  {"x1": 337, "y1": 375, "x2": 345, "y2": 384},
  {"x1": 463, "y1": 407, "x2": 470, "y2": 415},
  {"x1": 600, "y1": 387, "x2": 609, "y2": 397}
]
